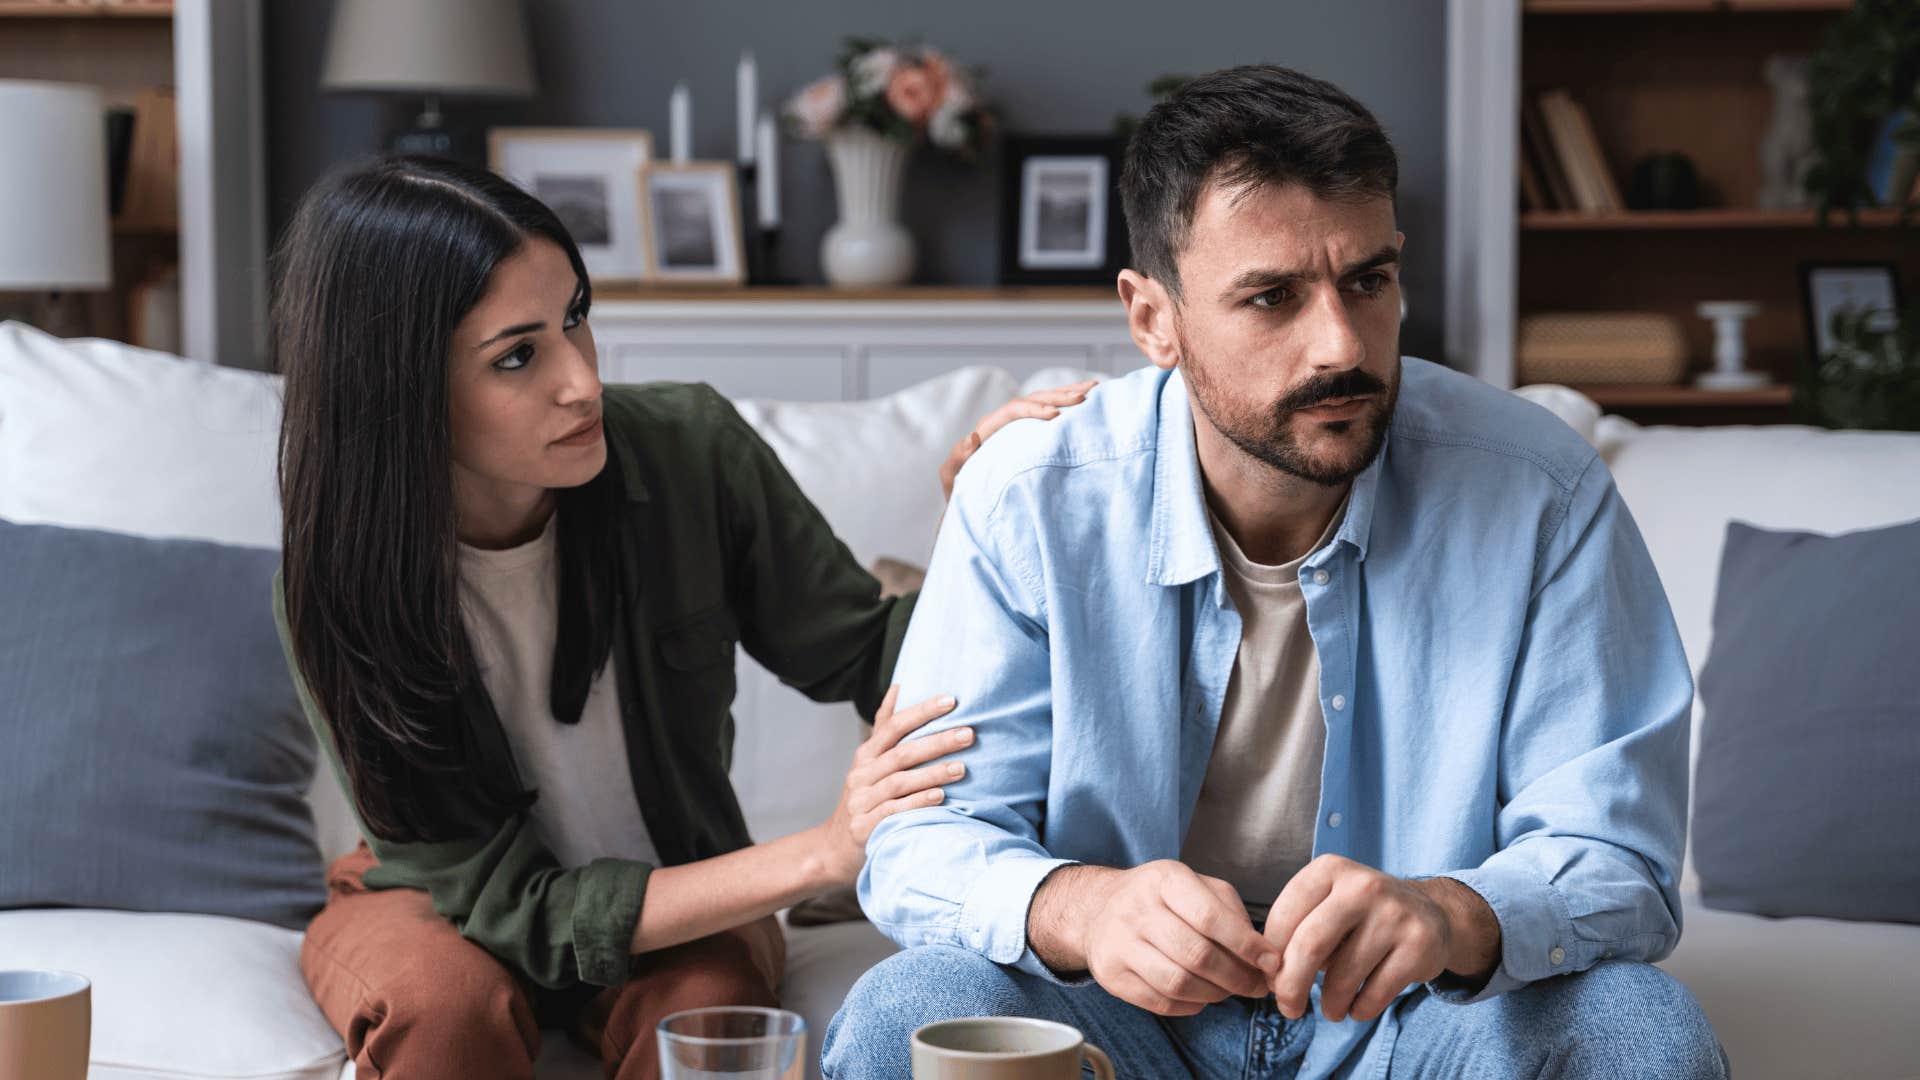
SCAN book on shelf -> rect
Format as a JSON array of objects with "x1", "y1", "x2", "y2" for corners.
[
  {"x1": 1521, "y1": 99, "x2": 1576, "y2": 210},
  {"x1": 1537, "y1": 89, "x2": 1623, "y2": 213},
  {"x1": 119, "y1": 87, "x2": 177, "y2": 228}
]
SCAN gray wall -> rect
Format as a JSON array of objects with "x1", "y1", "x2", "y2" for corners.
[{"x1": 266, "y1": 0, "x2": 1446, "y2": 359}]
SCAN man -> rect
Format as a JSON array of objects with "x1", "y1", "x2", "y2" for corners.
[{"x1": 824, "y1": 65, "x2": 1725, "y2": 1078}]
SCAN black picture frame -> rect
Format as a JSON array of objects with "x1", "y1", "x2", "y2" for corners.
[
  {"x1": 1799, "y1": 261, "x2": 1904, "y2": 362},
  {"x1": 997, "y1": 134, "x2": 1129, "y2": 286}
]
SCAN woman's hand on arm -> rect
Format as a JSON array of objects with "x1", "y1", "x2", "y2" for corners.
[
  {"x1": 628, "y1": 686, "x2": 970, "y2": 955},
  {"x1": 939, "y1": 381, "x2": 1096, "y2": 500}
]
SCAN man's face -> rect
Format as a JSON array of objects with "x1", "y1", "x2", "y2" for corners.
[{"x1": 1170, "y1": 180, "x2": 1403, "y2": 487}]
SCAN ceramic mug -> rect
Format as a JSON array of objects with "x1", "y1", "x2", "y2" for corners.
[
  {"x1": 0, "y1": 970, "x2": 91, "y2": 1080},
  {"x1": 911, "y1": 1017, "x2": 1115, "y2": 1080}
]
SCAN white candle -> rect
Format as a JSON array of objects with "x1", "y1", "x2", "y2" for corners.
[
  {"x1": 737, "y1": 51, "x2": 757, "y2": 165},
  {"x1": 756, "y1": 115, "x2": 780, "y2": 228},
  {"x1": 669, "y1": 82, "x2": 691, "y2": 164}
]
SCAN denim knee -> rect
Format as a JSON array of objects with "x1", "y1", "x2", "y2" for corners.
[
  {"x1": 822, "y1": 946, "x2": 1022, "y2": 1080},
  {"x1": 1545, "y1": 961, "x2": 1728, "y2": 1080}
]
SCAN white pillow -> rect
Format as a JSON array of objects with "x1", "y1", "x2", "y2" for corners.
[
  {"x1": 0, "y1": 321, "x2": 283, "y2": 548},
  {"x1": 1512, "y1": 382, "x2": 1602, "y2": 448}
]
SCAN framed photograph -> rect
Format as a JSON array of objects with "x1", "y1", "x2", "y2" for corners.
[
  {"x1": 639, "y1": 161, "x2": 746, "y2": 286},
  {"x1": 1800, "y1": 263, "x2": 1904, "y2": 360},
  {"x1": 998, "y1": 135, "x2": 1129, "y2": 286},
  {"x1": 488, "y1": 128, "x2": 654, "y2": 284}
]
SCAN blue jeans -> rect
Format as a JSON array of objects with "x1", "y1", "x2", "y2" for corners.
[{"x1": 821, "y1": 946, "x2": 1728, "y2": 1079}]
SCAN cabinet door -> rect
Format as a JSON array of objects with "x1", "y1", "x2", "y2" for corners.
[
  {"x1": 600, "y1": 344, "x2": 850, "y2": 402},
  {"x1": 864, "y1": 345, "x2": 1102, "y2": 399}
]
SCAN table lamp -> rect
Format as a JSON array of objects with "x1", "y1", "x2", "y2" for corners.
[
  {"x1": 321, "y1": 0, "x2": 536, "y2": 158},
  {"x1": 0, "y1": 80, "x2": 111, "y2": 337}
]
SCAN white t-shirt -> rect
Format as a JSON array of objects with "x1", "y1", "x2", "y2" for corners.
[{"x1": 457, "y1": 515, "x2": 659, "y2": 870}]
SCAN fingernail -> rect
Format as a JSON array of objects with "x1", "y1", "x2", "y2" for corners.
[
  {"x1": 939, "y1": 695, "x2": 957, "y2": 708},
  {"x1": 927, "y1": 788, "x2": 944, "y2": 802},
  {"x1": 947, "y1": 763, "x2": 964, "y2": 778},
  {"x1": 953, "y1": 728, "x2": 974, "y2": 744}
]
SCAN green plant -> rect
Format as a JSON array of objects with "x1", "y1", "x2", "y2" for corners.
[
  {"x1": 1805, "y1": 0, "x2": 1920, "y2": 224},
  {"x1": 1800, "y1": 301, "x2": 1920, "y2": 431}
]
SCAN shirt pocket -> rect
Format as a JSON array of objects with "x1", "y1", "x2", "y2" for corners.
[
  {"x1": 657, "y1": 605, "x2": 741, "y2": 672},
  {"x1": 652, "y1": 605, "x2": 742, "y2": 771}
]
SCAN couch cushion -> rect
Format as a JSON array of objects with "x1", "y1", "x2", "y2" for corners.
[
  {"x1": 0, "y1": 909, "x2": 341, "y2": 1080},
  {"x1": 1692, "y1": 519, "x2": 1920, "y2": 924},
  {"x1": 0, "y1": 321, "x2": 282, "y2": 548},
  {"x1": 1659, "y1": 894, "x2": 1920, "y2": 1080},
  {"x1": 0, "y1": 519, "x2": 324, "y2": 928}
]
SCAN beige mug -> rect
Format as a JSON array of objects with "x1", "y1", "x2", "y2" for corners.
[
  {"x1": 911, "y1": 1017, "x2": 1115, "y2": 1080},
  {"x1": 0, "y1": 970, "x2": 91, "y2": 1080}
]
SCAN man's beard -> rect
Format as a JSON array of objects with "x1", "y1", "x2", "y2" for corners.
[{"x1": 1180, "y1": 329, "x2": 1399, "y2": 488}]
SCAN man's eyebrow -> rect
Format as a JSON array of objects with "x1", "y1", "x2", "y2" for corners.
[{"x1": 1217, "y1": 245, "x2": 1402, "y2": 302}]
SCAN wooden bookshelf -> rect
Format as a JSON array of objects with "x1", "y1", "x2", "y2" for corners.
[{"x1": 1516, "y1": 1, "x2": 1916, "y2": 423}]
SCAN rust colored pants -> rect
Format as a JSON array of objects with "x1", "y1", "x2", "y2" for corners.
[{"x1": 302, "y1": 844, "x2": 785, "y2": 1080}]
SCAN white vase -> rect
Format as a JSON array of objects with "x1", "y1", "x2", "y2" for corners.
[{"x1": 820, "y1": 129, "x2": 915, "y2": 287}]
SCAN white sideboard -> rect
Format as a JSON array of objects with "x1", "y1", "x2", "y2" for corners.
[{"x1": 589, "y1": 288, "x2": 1145, "y2": 402}]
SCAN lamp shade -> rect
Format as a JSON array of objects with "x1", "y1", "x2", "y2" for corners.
[
  {"x1": 321, "y1": 0, "x2": 535, "y2": 99},
  {"x1": 0, "y1": 80, "x2": 110, "y2": 291}
]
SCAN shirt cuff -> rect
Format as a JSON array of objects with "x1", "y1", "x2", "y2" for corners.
[
  {"x1": 1427, "y1": 864, "x2": 1581, "y2": 1004},
  {"x1": 572, "y1": 857, "x2": 653, "y2": 987},
  {"x1": 958, "y1": 854, "x2": 1086, "y2": 984}
]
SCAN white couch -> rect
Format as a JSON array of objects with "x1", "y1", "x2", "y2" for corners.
[{"x1": 1, "y1": 322, "x2": 1916, "y2": 1079}]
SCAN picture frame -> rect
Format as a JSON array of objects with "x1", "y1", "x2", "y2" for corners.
[
  {"x1": 488, "y1": 127, "x2": 654, "y2": 284},
  {"x1": 1800, "y1": 262, "x2": 1904, "y2": 361},
  {"x1": 998, "y1": 135, "x2": 1129, "y2": 286},
  {"x1": 638, "y1": 161, "x2": 746, "y2": 286}
]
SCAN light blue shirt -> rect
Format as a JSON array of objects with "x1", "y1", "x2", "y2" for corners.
[{"x1": 860, "y1": 359, "x2": 1694, "y2": 1078}]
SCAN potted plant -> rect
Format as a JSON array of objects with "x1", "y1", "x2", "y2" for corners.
[
  {"x1": 786, "y1": 39, "x2": 991, "y2": 287},
  {"x1": 1801, "y1": 303, "x2": 1920, "y2": 431},
  {"x1": 1805, "y1": 0, "x2": 1920, "y2": 224}
]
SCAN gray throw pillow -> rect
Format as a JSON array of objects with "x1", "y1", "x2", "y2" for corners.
[
  {"x1": 0, "y1": 519, "x2": 324, "y2": 929},
  {"x1": 1693, "y1": 518, "x2": 1920, "y2": 924}
]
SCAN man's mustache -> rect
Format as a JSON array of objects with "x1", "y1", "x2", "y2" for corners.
[{"x1": 1277, "y1": 369, "x2": 1390, "y2": 413}]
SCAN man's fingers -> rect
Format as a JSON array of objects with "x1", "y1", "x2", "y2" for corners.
[
  {"x1": 1263, "y1": 858, "x2": 1339, "y2": 956},
  {"x1": 1348, "y1": 945, "x2": 1423, "y2": 1023},
  {"x1": 1316, "y1": 921, "x2": 1395, "y2": 1023},
  {"x1": 1133, "y1": 938, "x2": 1240, "y2": 1006},
  {"x1": 1105, "y1": 969, "x2": 1207, "y2": 1017},
  {"x1": 1166, "y1": 873, "x2": 1280, "y2": 974},
  {"x1": 1144, "y1": 913, "x2": 1270, "y2": 1000},
  {"x1": 1272, "y1": 896, "x2": 1364, "y2": 1019}
]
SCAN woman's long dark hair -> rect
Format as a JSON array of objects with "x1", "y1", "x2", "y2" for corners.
[{"x1": 276, "y1": 156, "x2": 623, "y2": 844}]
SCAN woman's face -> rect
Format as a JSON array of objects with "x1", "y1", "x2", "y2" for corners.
[{"x1": 446, "y1": 237, "x2": 605, "y2": 528}]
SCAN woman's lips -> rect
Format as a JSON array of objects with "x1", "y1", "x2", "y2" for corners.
[{"x1": 553, "y1": 416, "x2": 603, "y2": 446}]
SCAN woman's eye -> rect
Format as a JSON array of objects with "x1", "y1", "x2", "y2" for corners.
[
  {"x1": 1250, "y1": 287, "x2": 1290, "y2": 309},
  {"x1": 494, "y1": 343, "x2": 534, "y2": 372}
]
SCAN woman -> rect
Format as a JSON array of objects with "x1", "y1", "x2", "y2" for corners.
[{"x1": 272, "y1": 155, "x2": 1089, "y2": 1080}]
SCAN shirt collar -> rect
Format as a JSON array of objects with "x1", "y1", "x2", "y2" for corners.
[{"x1": 1146, "y1": 366, "x2": 1385, "y2": 587}]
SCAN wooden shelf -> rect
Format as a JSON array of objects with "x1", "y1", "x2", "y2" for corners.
[
  {"x1": 0, "y1": 1, "x2": 172, "y2": 16},
  {"x1": 1524, "y1": 0, "x2": 1847, "y2": 13},
  {"x1": 593, "y1": 285, "x2": 1118, "y2": 304},
  {"x1": 1568, "y1": 384, "x2": 1794, "y2": 408},
  {"x1": 1522, "y1": 207, "x2": 1908, "y2": 230}
]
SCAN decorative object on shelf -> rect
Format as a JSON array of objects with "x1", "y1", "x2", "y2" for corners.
[
  {"x1": 1804, "y1": 0, "x2": 1920, "y2": 222},
  {"x1": 1626, "y1": 153, "x2": 1700, "y2": 211},
  {"x1": 127, "y1": 262, "x2": 180, "y2": 354},
  {"x1": 639, "y1": 161, "x2": 745, "y2": 286},
  {"x1": 321, "y1": 0, "x2": 535, "y2": 161},
  {"x1": 1757, "y1": 54, "x2": 1815, "y2": 210},
  {"x1": 488, "y1": 128, "x2": 653, "y2": 284},
  {"x1": 0, "y1": 79, "x2": 110, "y2": 337},
  {"x1": 1800, "y1": 299, "x2": 1919, "y2": 431},
  {"x1": 1800, "y1": 262, "x2": 1902, "y2": 362},
  {"x1": 1695, "y1": 301, "x2": 1769, "y2": 391},
  {"x1": 1515, "y1": 312, "x2": 1688, "y2": 386},
  {"x1": 997, "y1": 135, "x2": 1129, "y2": 286},
  {"x1": 668, "y1": 82, "x2": 692, "y2": 164},
  {"x1": 750, "y1": 113, "x2": 790, "y2": 285},
  {"x1": 786, "y1": 38, "x2": 992, "y2": 287}
]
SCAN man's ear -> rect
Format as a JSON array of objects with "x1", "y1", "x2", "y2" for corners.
[{"x1": 1117, "y1": 269, "x2": 1181, "y2": 372}]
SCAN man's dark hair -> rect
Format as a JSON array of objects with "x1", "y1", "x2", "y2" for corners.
[{"x1": 1120, "y1": 64, "x2": 1398, "y2": 298}]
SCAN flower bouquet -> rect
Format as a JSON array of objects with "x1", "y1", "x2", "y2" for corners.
[{"x1": 786, "y1": 38, "x2": 991, "y2": 157}]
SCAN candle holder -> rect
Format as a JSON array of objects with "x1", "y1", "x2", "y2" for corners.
[{"x1": 1695, "y1": 301, "x2": 1770, "y2": 390}]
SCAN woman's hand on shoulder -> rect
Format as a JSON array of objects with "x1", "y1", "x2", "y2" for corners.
[
  {"x1": 939, "y1": 380, "x2": 1097, "y2": 500},
  {"x1": 814, "y1": 685, "x2": 973, "y2": 887}
]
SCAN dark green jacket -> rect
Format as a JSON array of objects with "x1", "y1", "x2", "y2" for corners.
[{"x1": 274, "y1": 383, "x2": 916, "y2": 991}]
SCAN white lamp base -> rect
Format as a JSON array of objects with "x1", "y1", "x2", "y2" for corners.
[{"x1": 1695, "y1": 370, "x2": 1773, "y2": 391}]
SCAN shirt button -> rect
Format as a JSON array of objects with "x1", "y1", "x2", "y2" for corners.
[
  {"x1": 1312, "y1": 569, "x2": 1331, "y2": 586},
  {"x1": 1326, "y1": 812, "x2": 1344, "y2": 828},
  {"x1": 1330, "y1": 694, "x2": 1347, "y2": 711},
  {"x1": 1549, "y1": 946, "x2": 1566, "y2": 966}
]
